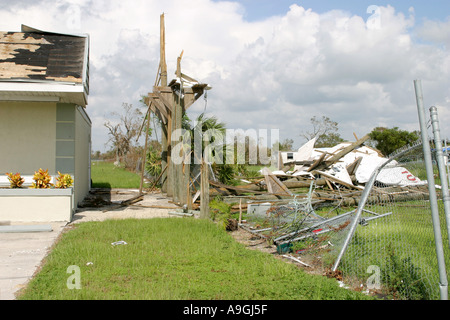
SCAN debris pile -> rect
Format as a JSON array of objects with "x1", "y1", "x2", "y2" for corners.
[
  {"x1": 278, "y1": 134, "x2": 425, "y2": 189},
  {"x1": 211, "y1": 134, "x2": 428, "y2": 208},
  {"x1": 220, "y1": 134, "x2": 429, "y2": 270}
]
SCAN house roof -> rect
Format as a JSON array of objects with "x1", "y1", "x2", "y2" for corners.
[{"x1": 0, "y1": 25, "x2": 89, "y2": 106}]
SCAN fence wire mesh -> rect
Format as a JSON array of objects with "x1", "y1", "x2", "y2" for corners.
[{"x1": 243, "y1": 142, "x2": 450, "y2": 300}]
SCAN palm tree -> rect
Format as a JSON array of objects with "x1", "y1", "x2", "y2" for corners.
[{"x1": 188, "y1": 113, "x2": 237, "y2": 184}]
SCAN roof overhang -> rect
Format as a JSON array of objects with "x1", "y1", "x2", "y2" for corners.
[{"x1": 0, "y1": 81, "x2": 87, "y2": 106}]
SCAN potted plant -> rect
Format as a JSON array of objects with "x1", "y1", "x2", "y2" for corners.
[
  {"x1": 30, "y1": 168, "x2": 53, "y2": 189},
  {"x1": 5, "y1": 172, "x2": 25, "y2": 188},
  {"x1": 55, "y1": 171, "x2": 74, "y2": 189}
]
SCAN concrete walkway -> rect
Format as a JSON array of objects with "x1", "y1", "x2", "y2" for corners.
[
  {"x1": 0, "y1": 190, "x2": 179, "y2": 300},
  {"x1": 0, "y1": 222, "x2": 67, "y2": 300}
]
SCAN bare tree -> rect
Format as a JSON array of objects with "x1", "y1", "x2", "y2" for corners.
[
  {"x1": 300, "y1": 116, "x2": 336, "y2": 140},
  {"x1": 300, "y1": 116, "x2": 344, "y2": 147},
  {"x1": 104, "y1": 103, "x2": 143, "y2": 164}
]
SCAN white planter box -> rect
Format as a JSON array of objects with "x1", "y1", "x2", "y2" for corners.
[{"x1": 0, "y1": 188, "x2": 73, "y2": 222}]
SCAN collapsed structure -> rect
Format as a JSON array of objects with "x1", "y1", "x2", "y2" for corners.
[
  {"x1": 277, "y1": 135, "x2": 426, "y2": 190},
  {"x1": 210, "y1": 134, "x2": 426, "y2": 205},
  {"x1": 236, "y1": 137, "x2": 429, "y2": 271}
]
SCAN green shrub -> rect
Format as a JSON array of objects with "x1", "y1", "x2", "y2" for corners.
[
  {"x1": 209, "y1": 197, "x2": 233, "y2": 230},
  {"x1": 383, "y1": 244, "x2": 430, "y2": 300}
]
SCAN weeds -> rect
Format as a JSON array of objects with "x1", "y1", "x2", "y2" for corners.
[{"x1": 383, "y1": 244, "x2": 430, "y2": 300}]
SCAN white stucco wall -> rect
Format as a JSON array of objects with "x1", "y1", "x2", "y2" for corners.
[
  {"x1": 0, "y1": 188, "x2": 73, "y2": 222},
  {"x1": 0, "y1": 101, "x2": 56, "y2": 175},
  {"x1": 0, "y1": 101, "x2": 92, "y2": 222}
]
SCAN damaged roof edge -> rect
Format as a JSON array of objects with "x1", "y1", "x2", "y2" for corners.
[
  {"x1": 21, "y1": 24, "x2": 90, "y2": 94},
  {"x1": 21, "y1": 24, "x2": 88, "y2": 38},
  {"x1": 0, "y1": 25, "x2": 90, "y2": 105}
]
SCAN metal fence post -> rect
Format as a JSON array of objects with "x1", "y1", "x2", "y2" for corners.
[
  {"x1": 415, "y1": 80, "x2": 448, "y2": 300},
  {"x1": 331, "y1": 143, "x2": 416, "y2": 273},
  {"x1": 331, "y1": 169, "x2": 378, "y2": 272},
  {"x1": 430, "y1": 106, "x2": 450, "y2": 250}
]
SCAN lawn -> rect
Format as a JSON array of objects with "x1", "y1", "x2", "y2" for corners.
[
  {"x1": 17, "y1": 218, "x2": 372, "y2": 300},
  {"x1": 91, "y1": 160, "x2": 142, "y2": 189},
  {"x1": 339, "y1": 200, "x2": 450, "y2": 300}
]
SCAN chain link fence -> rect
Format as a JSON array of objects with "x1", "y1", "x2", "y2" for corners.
[
  {"x1": 239, "y1": 81, "x2": 450, "y2": 300},
  {"x1": 242, "y1": 141, "x2": 450, "y2": 300},
  {"x1": 336, "y1": 143, "x2": 450, "y2": 300}
]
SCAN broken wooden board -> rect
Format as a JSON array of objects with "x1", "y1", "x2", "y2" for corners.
[
  {"x1": 346, "y1": 156, "x2": 363, "y2": 176},
  {"x1": 262, "y1": 167, "x2": 293, "y2": 197},
  {"x1": 306, "y1": 153, "x2": 327, "y2": 172},
  {"x1": 313, "y1": 170, "x2": 364, "y2": 190},
  {"x1": 312, "y1": 135, "x2": 370, "y2": 172},
  {"x1": 120, "y1": 194, "x2": 144, "y2": 206},
  {"x1": 209, "y1": 180, "x2": 268, "y2": 195}
]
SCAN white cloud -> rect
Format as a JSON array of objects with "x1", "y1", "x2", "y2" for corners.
[{"x1": 1, "y1": 1, "x2": 449, "y2": 152}]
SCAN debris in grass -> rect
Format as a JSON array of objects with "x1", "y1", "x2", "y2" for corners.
[{"x1": 111, "y1": 240, "x2": 128, "y2": 246}]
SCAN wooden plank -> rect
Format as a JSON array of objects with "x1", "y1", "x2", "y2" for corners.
[
  {"x1": 184, "y1": 92, "x2": 196, "y2": 110},
  {"x1": 148, "y1": 164, "x2": 168, "y2": 190},
  {"x1": 314, "y1": 170, "x2": 364, "y2": 190},
  {"x1": 262, "y1": 167, "x2": 293, "y2": 196},
  {"x1": 148, "y1": 94, "x2": 169, "y2": 121},
  {"x1": 160, "y1": 13, "x2": 167, "y2": 87},
  {"x1": 180, "y1": 72, "x2": 199, "y2": 83},
  {"x1": 151, "y1": 103, "x2": 167, "y2": 125},
  {"x1": 346, "y1": 156, "x2": 363, "y2": 176},
  {"x1": 324, "y1": 178, "x2": 334, "y2": 190},
  {"x1": 313, "y1": 135, "x2": 370, "y2": 171},
  {"x1": 139, "y1": 104, "x2": 151, "y2": 195},
  {"x1": 200, "y1": 160, "x2": 210, "y2": 219},
  {"x1": 153, "y1": 85, "x2": 173, "y2": 93},
  {"x1": 209, "y1": 180, "x2": 268, "y2": 195},
  {"x1": 152, "y1": 89, "x2": 173, "y2": 113},
  {"x1": 120, "y1": 194, "x2": 144, "y2": 206},
  {"x1": 307, "y1": 153, "x2": 327, "y2": 172}
]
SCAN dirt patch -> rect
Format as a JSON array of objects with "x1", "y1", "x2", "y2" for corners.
[
  {"x1": 71, "y1": 189, "x2": 180, "y2": 223},
  {"x1": 228, "y1": 226, "x2": 338, "y2": 278},
  {"x1": 229, "y1": 226, "x2": 277, "y2": 255}
]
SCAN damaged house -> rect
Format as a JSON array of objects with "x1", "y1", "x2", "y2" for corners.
[{"x1": 0, "y1": 25, "x2": 90, "y2": 222}]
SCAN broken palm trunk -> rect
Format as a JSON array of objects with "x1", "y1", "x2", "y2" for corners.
[{"x1": 139, "y1": 13, "x2": 210, "y2": 209}]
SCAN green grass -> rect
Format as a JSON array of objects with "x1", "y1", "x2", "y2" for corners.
[
  {"x1": 18, "y1": 218, "x2": 372, "y2": 300},
  {"x1": 91, "y1": 161, "x2": 142, "y2": 189},
  {"x1": 328, "y1": 201, "x2": 450, "y2": 299}
]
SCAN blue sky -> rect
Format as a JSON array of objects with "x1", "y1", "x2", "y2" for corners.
[{"x1": 223, "y1": 0, "x2": 450, "y2": 22}]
